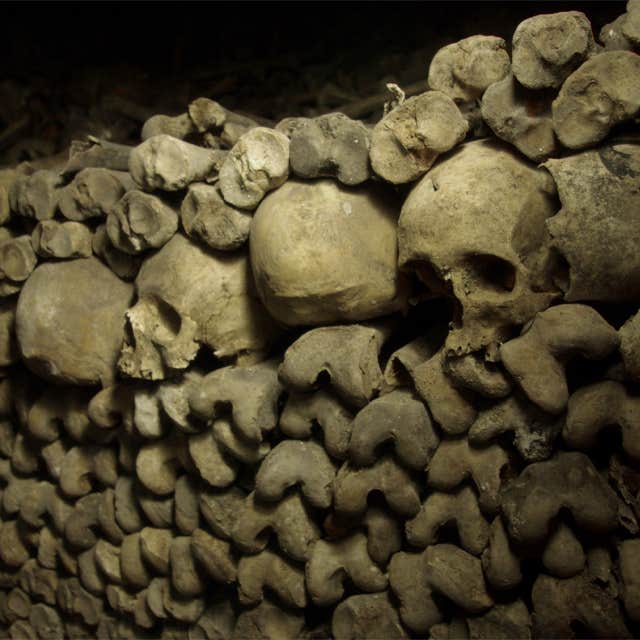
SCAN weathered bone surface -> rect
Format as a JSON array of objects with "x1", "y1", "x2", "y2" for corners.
[
  {"x1": 250, "y1": 179, "x2": 408, "y2": 325},
  {"x1": 4, "y1": 5, "x2": 640, "y2": 636}
]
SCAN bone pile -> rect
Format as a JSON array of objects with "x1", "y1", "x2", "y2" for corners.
[{"x1": 0, "y1": 4, "x2": 640, "y2": 640}]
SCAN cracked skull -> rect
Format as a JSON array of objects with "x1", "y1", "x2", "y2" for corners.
[{"x1": 398, "y1": 139, "x2": 560, "y2": 356}]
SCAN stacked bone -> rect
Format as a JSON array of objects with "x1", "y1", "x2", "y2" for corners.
[{"x1": 1, "y1": 3, "x2": 640, "y2": 639}]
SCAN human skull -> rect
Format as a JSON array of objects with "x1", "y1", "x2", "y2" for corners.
[{"x1": 398, "y1": 139, "x2": 559, "y2": 356}]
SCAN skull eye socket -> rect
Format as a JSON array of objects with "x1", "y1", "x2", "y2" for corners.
[{"x1": 465, "y1": 254, "x2": 516, "y2": 293}]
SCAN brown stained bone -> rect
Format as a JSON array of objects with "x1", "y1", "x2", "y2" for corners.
[
  {"x1": 94, "y1": 538, "x2": 123, "y2": 585},
  {"x1": 332, "y1": 592, "x2": 407, "y2": 640},
  {"x1": 563, "y1": 380, "x2": 640, "y2": 460},
  {"x1": 218, "y1": 127, "x2": 289, "y2": 210},
  {"x1": 114, "y1": 477, "x2": 145, "y2": 534},
  {"x1": 288, "y1": 112, "x2": 371, "y2": 185},
  {"x1": 481, "y1": 516, "x2": 522, "y2": 591},
  {"x1": 278, "y1": 323, "x2": 392, "y2": 408},
  {"x1": 279, "y1": 391, "x2": 353, "y2": 460},
  {"x1": 427, "y1": 437, "x2": 510, "y2": 514},
  {"x1": 370, "y1": 91, "x2": 467, "y2": 184},
  {"x1": 97, "y1": 488, "x2": 125, "y2": 545},
  {"x1": 190, "y1": 528, "x2": 237, "y2": 584},
  {"x1": 9, "y1": 170, "x2": 61, "y2": 220},
  {"x1": 59, "y1": 445, "x2": 118, "y2": 498},
  {"x1": 58, "y1": 168, "x2": 134, "y2": 222},
  {"x1": 129, "y1": 135, "x2": 226, "y2": 192},
  {"x1": 63, "y1": 138, "x2": 133, "y2": 176},
  {"x1": 0, "y1": 168, "x2": 18, "y2": 224},
  {"x1": 0, "y1": 235, "x2": 38, "y2": 296},
  {"x1": 0, "y1": 300, "x2": 18, "y2": 366},
  {"x1": 361, "y1": 507, "x2": 402, "y2": 567},
  {"x1": 466, "y1": 600, "x2": 532, "y2": 640},
  {"x1": 189, "y1": 600, "x2": 236, "y2": 640},
  {"x1": 92, "y1": 224, "x2": 142, "y2": 281},
  {"x1": 542, "y1": 521, "x2": 585, "y2": 578},
  {"x1": 469, "y1": 393, "x2": 562, "y2": 462},
  {"x1": 170, "y1": 536, "x2": 205, "y2": 597},
  {"x1": 348, "y1": 388, "x2": 439, "y2": 469},
  {"x1": 238, "y1": 549, "x2": 306, "y2": 608},
  {"x1": 139, "y1": 527, "x2": 173, "y2": 576},
  {"x1": 620, "y1": 309, "x2": 640, "y2": 382},
  {"x1": 31, "y1": 220, "x2": 93, "y2": 259},
  {"x1": 188, "y1": 427, "x2": 238, "y2": 488},
  {"x1": 188, "y1": 98, "x2": 263, "y2": 147},
  {"x1": 212, "y1": 418, "x2": 270, "y2": 465},
  {"x1": 141, "y1": 112, "x2": 195, "y2": 141},
  {"x1": 181, "y1": 182, "x2": 252, "y2": 251},
  {"x1": 545, "y1": 142, "x2": 640, "y2": 303},
  {"x1": 120, "y1": 533, "x2": 151, "y2": 589},
  {"x1": 199, "y1": 485, "x2": 245, "y2": 541},
  {"x1": 19, "y1": 559, "x2": 57, "y2": 606},
  {"x1": 107, "y1": 190, "x2": 179, "y2": 254},
  {"x1": 428, "y1": 35, "x2": 511, "y2": 102},
  {"x1": 511, "y1": 12, "x2": 597, "y2": 90},
  {"x1": 500, "y1": 304, "x2": 619, "y2": 414},
  {"x1": 29, "y1": 603, "x2": 64, "y2": 640},
  {"x1": 501, "y1": 451, "x2": 618, "y2": 547},
  {"x1": 444, "y1": 351, "x2": 513, "y2": 399},
  {"x1": 56, "y1": 576, "x2": 104, "y2": 627},
  {"x1": 174, "y1": 474, "x2": 200, "y2": 534},
  {"x1": 232, "y1": 599, "x2": 304, "y2": 640},
  {"x1": 255, "y1": 440, "x2": 335, "y2": 509},
  {"x1": 231, "y1": 491, "x2": 320, "y2": 562},
  {"x1": 619, "y1": 538, "x2": 640, "y2": 623},
  {"x1": 552, "y1": 51, "x2": 640, "y2": 150},
  {"x1": 481, "y1": 73, "x2": 559, "y2": 162},
  {"x1": 406, "y1": 486, "x2": 490, "y2": 556},
  {"x1": 188, "y1": 359, "x2": 282, "y2": 443},
  {"x1": 16, "y1": 258, "x2": 134, "y2": 386},
  {"x1": 532, "y1": 571, "x2": 631, "y2": 638},
  {"x1": 135, "y1": 432, "x2": 188, "y2": 496},
  {"x1": 305, "y1": 532, "x2": 387, "y2": 606},
  {"x1": 334, "y1": 456, "x2": 421, "y2": 518}
]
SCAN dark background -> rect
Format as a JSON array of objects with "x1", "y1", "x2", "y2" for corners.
[{"x1": 0, "y1": 1, "x2": 625, "y2": 165}]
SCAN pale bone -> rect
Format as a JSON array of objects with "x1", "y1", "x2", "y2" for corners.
[
  {"x1": 92, "y1": 224, "x2": 142, "y2": 281},
  {"x1": 425, "y1": 543, "x2": 493, "y2": 613},
  {"x1": 106, "y1": 190, "x2": 179, "y2": 254},
  {"x1": 542, "y1": 521, "x2": 585, "y2": 578},
  {"x1": 119, "y1": 233, "x2": 279, "y2": 380},
  {"x1": 231, "y1": 491, "x2": 320, "y2": 562},
  {"x1": 199, "y1": 486, "x2": 245, "y2": 540},
  {"x1": 426, "y1": 437, "x2": 510, "y2": 514},
  {"x1": 370, "y1": 91, "x2": 468, "y2": 184},
  {"x1": 28, "y1": 604, "x2": 64, "y2": 640},
  {"x1": 188, "y1": 97, "x2": 262, "y2": 146},
  {"x1": 405, "y1": 486, "x2": 490, "y2": 555},
  {"x1": 58, "y1": 168, "x2": 135, "y2": 221},
  {"x1": 170, "y1": 536, "x2": 205, "y2": 597},
  {"x1": 97, "y1": 489, "x2": 125, "y2": 545},
  {"x1": 15, "y1": 258, "x2": 134, "y2": 386},
  {"x1": 481, "y1": 516, "x2": 522, "y2": 590},
  {"x1": 132, "y1": 387, "x2": 166, "y2": 438},
  {"x1": 444, "y1": 351, "x2": 513, "y2": 399},
  {"x1": 114, "y1": 476, "x2": 145, "y2": 534},
  {"x1": 0, "y1": 463, "x2": 54, "y2": 527},
  {"x1": 288, "y1": 112, "x2": 371, "y2": 185},
  {"x1": 62, "y1": 138, "x2": 133, "y2": 177},
  {"x1": 140, "y1": 527, "x2": 173, "y2": 576},
  {"x1": 138, "y1": 491, "x2": 174, "y2": 529},
  {"x1": 599, "y1": 14, "x2": 635, "y2": 51},
  {"x1": 512, "y1": 12, "x2": 597, "y2": 89},
  {"x1": 106, "y1": 584, "x2": 154, "y2": 629},
  {"x1": 141, "y1": 113, "x2": 195, "y2": 141},
  {"x1": 0, "y1": 235, "x2": 38, "y2": 297},
  {"x1": 9, "y1": 170, "x2": 61, "y2": 220},
  {"x1": 531, "y1": 572, "x2": 631, "y2": 638},
  {"x1": 563, "y1": 380, "x2": 640, "y2": 460},
  {"x1": 305, "y1": 532, "x2": 387, "y2": 606},
  {"x1": 544, "y1": 142, "x2": 640, "y2": 302},
  {"x1": 398, "y1": 139, "x2": 559, "y2": 356},
  {"x1": 212, "y1": 418, "x2": 271, "y2": 464},
  {"x1": 552, "y1": 51, "x2": 640, "y2": 149},
  {"x1": 334, "y1": 455, "x2": 421, "y2": 518},
  {"x1": 278, "y1": 323, "x2": 392, "y2": 408},
  {"x1": 188, "y1": 428, "x2": 238, "y2": 488},
  {"x1": 10, "y1": 432, "x2": 40, "y2": 475},
  {"x1": 501, "y1": 451, "x2": 618, "y2": 546},
  {"x1": 250, "y1": 180, "x2": 409, "y2": 326},
  {"x1": 129, "y1": 134, "x2": 226, "y2": 191},
  {"x1": 58, "y1": 445, "x2": 118, "y2": 497},
  {"x1": 78, "y1": 548, "x2": 106, "y2": 596},
  {"x1": 428, "y1": 35, "x2": 511, "y2": 102},
  {"x1": 348, "y1": 388, "x2": 439, "y2": 469},
  {"x1": 156, "y1": 370, "x2": 204, "y2": 433},
  {"x1": 190, "y1": 528, "x2": 237, "y2": 584},
  {"x1": 218, "y1": 127, "x2": 290, "y2": 209},
  {"x1": 0, "y1": 301, "x2": 18, "y2": 366},
  {"x1": 469, "y1": 393, "x2": 563, "y2": 461},
  {"x1": 499, "y1": 304, "x2": 619, "y2": 414},
  {"x1": 31, "y1": 220, "x2": 93, "y2": 259},
  {"x1": 481, "y1": 73, "x2": 559, "y2": 162},
  {"x1": 174, "y1": 474, "x2": 200, "y2": 534},
  {"x1": 135, "y1": 432, "x2": 188, "y2": 495},
  {"x1": 620, "y1": 310, "x2": 640, "y2": 382},
  {"x1": 56, "y1": 577, "x2": 104, "y2": 627},
  {"x1": 279, "y1": 391, "x2": 353, "y2": 460},
  {"x1": 238, "y1": 549, "x2": 306, "y2": 608},
  {"x1": 619, "y1": 538, "x2": 640, "y2": 623},
  {"x1": 389, "y1": 551, "x2": 443, "y2": 633},
  {"x1": 188, "y1": 359, "x2": 282, "y2": 442},
  {"x1": 181, "y1": 182, "x2": 252, "y2": 251},
  {"x1": 94, "y1": 539, "x2": 123, "y2": 584},
  {"x1": 255, "y1": 440, "x2": 335, "y2": 509},
  {"x1": 232, "y1": 600, "x2": 304, "y2": 640},
  {"x1": 332, "y1": 592, "x2": 408, "y2": 640}
]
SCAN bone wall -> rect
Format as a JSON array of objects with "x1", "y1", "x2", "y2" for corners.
[{"x1": 0, "y1": 2, "x2": 639, "y2": 639}]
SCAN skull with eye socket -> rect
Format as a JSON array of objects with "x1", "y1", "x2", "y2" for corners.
[{"x1": 398, "y1": 139, "x2": 561, "y2": 359}]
